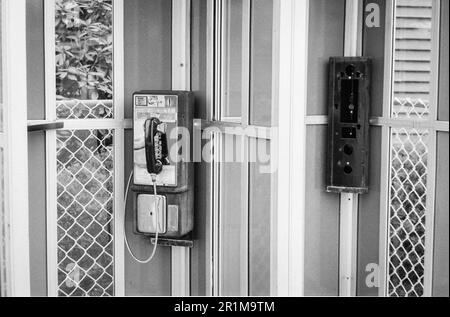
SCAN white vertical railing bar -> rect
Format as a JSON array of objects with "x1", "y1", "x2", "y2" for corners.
[
  {"x1": 340, "y1": 0, "x2": 363, "y2": 297},
  {"x1": 271, "y1": 0, "x2": 309, "y2": 296},
  {"x1": 44, "y1": 0, "x2": 59, "y2": 297},
  {"x1": 423, "y1": 0, "x2": 441, "y2": 298},
  {"x1": 212, "y1": 132, "x2": 221, "y2": 296},
  {"x1": 289, "y1": 0, "x2": 309, "y2": 296},
  {"x1": 339, "y1": 194, "x2": 359, "y2": 296},
  {"x1": 113, "y1": 0, "x2": 125, "y2": 297},
  {"x1": 378, "y1": 0, "x2": 395, "y2": 298},
  {"x1": 171, "y1": 0, "x2": 192, "y2": 297},
  {"x1": 205, "y1": 0, "x2": 215, "y2": 296},
  {"x1": 240, "y1": 0, "x2": 250, "y2": 297},
  {"x1": 3, "y1": 0, "x2": 31, "y2": 297},
  {"x1": 0, "y1": 0, "x2": 11, "y2": 297},
  {"x1": 269, "y1": 0, "x2": 280, "y2": 295}
]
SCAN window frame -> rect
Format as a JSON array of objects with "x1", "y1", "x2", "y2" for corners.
[{"x1": 204, "y1": 0, "x2": 309, "y2": 296}]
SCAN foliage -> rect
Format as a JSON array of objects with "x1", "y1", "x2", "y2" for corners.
[{"x1": 55, "y1": 0, "x2": 113, "y2": 100}]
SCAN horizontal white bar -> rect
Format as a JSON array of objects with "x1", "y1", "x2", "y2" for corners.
[
  {"x1": 370, "y1": 117, "x2": 449, "y2": 131},
  {"x1": 27, "y1": 119, "x2": 133, "y2": 130},
  {"x1": 306, "y1": 116, "x2": 328, "y2": 126},
  {"x1": 305, "y1": 116, "x2": 449, "y2": 132},
  {"x1": 196, "y1": 120, "x2": 274, "y2": 140}
]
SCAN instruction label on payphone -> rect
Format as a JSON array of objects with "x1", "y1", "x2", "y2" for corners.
[{"x1": 133, "y1": 94, "x2": 178, "y2": 187}]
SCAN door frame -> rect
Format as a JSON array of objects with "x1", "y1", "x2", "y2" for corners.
[{"x1": 0, "y1": 0, "x2": 31, "y2": 297}]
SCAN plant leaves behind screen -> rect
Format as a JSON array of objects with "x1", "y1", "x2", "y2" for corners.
[{"x1": 56, "y1": 0, "x2": 113, "y2": 100}]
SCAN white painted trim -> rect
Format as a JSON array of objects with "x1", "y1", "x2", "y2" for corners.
[
  {"x1": 239, "y1": 137, "x2": 249, "y2": 296},
  {"x1": 44, "y1": 0, "x2": 59, "y2": 297},
  {"x1": 212, "y1": 132, "x2": 221, "y2": 296},
  {"x1": 339, "y1": 193, "x2": 359, "y2": 297},
  {"x1": 200, "y1": 121, "x2": 274, "y2": 140},
  {"x1": 306, "y1": 116, "x2": 450, "y2": 132},
  {"x1": 369, "y1": 118, "x2": 450, "y2": 131},
  {"x1": 2, "y1": 0, "x2": 30, "y2": 297},
  {"x1": 113, "y1": 0, "x2": 125, "y2": 297},
  {"x1": 171, "y1": 0, "x2": 192, "y2": 297},
  {"x1": 240, "y1": 1, "x2": 250, "y2": 294},
  {"x1": 305, "y1": 116, "x2": 328, "y2": 126},
  {"x1": 339, "y1": 0, "x2": 362, "y2": 298},
  {"x1": 171, "y1": 247, "x2": 191, "y2": 296},
  {"x1": 271, "y1": 0, "x2": 309, "y2": 296},
  {"x1": 378, "y1": 0, "x2": 395, "y2": 297},
  {"x1": 423, "y1": 0, "x2": 441, "y2": 297},
  {"x1": 205, "y1": 0, "x2": 215, "y2": 296},
  {"x1": 172, "y1": 0, "x2": 191, "y2": 92},
  {"x1": 344, "y1": 0, "x2": 362, "y2": 57}
]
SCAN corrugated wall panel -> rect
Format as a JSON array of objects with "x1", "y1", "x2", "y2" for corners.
[{"x1": 304, "y1": 0, "x2": 345, "y2": 296}]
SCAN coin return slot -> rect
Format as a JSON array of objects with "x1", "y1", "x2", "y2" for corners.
[{"x1": 344, "y1": 166, "x2": 353, "y2": 175}]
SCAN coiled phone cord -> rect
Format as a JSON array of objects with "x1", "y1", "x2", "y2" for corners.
[{"x1": 124, "y1": 171, "x2": 160, "y2": 264}]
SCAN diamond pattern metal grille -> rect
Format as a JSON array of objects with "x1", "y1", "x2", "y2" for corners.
[
  {"x1": 392, "y1": 98, "x2": 430, "y2": 120},
  {"x1": 57, "y1": 100, "x2": 113, "y2": 120},
  {"x1": 56, "y1": 130, "x2": 115, "y2": 297},
  {"x1": 388, "y1": 128, "x2": 429, "y2": 297}
]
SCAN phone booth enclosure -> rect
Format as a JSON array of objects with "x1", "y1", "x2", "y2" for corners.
[
  {"x1": 132, "y1": 91, "x2": 195, "y2": 238},
  {"x1": 326, "y1": 57, "x2": 371, "y2": 194}
]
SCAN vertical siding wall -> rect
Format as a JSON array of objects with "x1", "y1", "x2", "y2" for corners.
[
  {"x1": 305, "y1": 0, "x2": 345, "y2": 296},
  {"x1": 124, "y1": 0, "x2": 173, "y2": 296},
  {"x1": 26, "y1": 0, "x2": 47, "y2": 297},
  {"x1": 357, "y1": 0, "x2": 387, "y2": 297},
  {"x1": 190, "y1": 0, "x2": 209, "y2": 296}
]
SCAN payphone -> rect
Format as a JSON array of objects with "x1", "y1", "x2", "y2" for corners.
[
  {"x1": 124, "y1": 91, "x2": 194, "y2": 263},
  {"x1": 326, "y1": 57, "x2": 371, "y2": 194}
]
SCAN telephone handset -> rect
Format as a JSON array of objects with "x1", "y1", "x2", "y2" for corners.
[{"x1": 144, "y1": 118, "x2": 169, "y2": 175}]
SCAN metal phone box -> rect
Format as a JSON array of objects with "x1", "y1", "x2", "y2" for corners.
[
  {"x1": 132, "y1": 91, "x2": 195, "y2": 238},
  {"x1": 326, "y1": 57, "x2": 371, "y2": 194}
]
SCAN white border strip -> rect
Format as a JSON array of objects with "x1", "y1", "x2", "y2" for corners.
[
  {"x1": 113, "y1": 0, "x2": 125, "y2": 297},
  {"x1": 423, "y1": 0, "x2": 441, "y2": 297},
  {"x1": 306, "y1": 116, "x2": 449, "y2": 132},
  {"x1": 44, "y1": 0, "x2": 59, "y2": 297},
  {"x1": 171, "y1": 0, "x2": 191, "y2": 297},
  {"x1": 378, "y1": 0, "x2": 395, "y2": 297},
  {"x1": 271, "y1": 0, "x2": 309, "y2": 296},
  {"x1": 2, "y1": 0, "x2": 30, "y2": 297}
]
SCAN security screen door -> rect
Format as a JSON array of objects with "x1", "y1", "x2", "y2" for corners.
[
  {"x1": 44, "y1": 0, "x2": 125, "y2": 297},
  {"x1": 379, "y1": 0, "x2": 448, "y2": 297}
]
